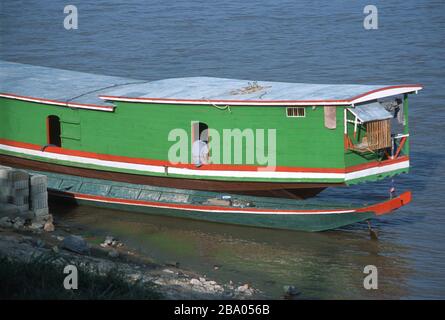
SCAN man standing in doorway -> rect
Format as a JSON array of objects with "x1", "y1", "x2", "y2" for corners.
[{"x1": 192, "y1": 138, "x2": 209, "y2": 167}]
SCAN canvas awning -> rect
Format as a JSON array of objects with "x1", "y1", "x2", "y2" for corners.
[{"x1": 348, "y1": 102, "x2": 393, "y2": 123}]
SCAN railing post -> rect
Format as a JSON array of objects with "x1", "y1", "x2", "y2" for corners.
[{"x1": 403, "y1": 93, "x2": 410, "y2": 156}]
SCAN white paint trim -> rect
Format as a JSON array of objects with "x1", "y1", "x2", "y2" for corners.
[
  {"x1": 58, "y1": 193, "x2": 357, "y2": 215},
  {"x1": 350, "y1": 86, "x2": 423, "y2": 105},
  {"x1": 99, "y1": 96, "x2": 348, "y2": 106},
  {"x1": 0, "y1": 143, "x2": 409, "y2": 181},
  {"x1": 345, "y1": 160, "x2": 409, "y2": 181},
  {"x1": 0, "y1": 93, "x2": 115, "y2": 112},
  {"x1": 99, "y1": 86, "x2": 422, "y2": 106}
]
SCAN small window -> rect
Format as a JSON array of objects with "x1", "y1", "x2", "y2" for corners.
[{"x1": 286, "y1": 107, "x2": 305, "y2": 118}]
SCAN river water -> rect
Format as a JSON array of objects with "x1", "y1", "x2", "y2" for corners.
[{"x1": 1, "y1": 0, "x2": 444, "y2": 299}]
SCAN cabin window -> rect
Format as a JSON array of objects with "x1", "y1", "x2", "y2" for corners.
[
  {"x1": 286, "y1": 107, "x2": 305, "y2": 118},
  {"x1": 47, "y1": 115, "x2": 61, "y2": 147}
]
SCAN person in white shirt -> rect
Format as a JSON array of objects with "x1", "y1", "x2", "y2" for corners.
[{"x1": 192, "y1": 139, "x2": 209, "y2": 167}]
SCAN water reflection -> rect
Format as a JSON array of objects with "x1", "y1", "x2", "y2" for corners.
[{"x1": 52, "y1": 201, "x2": 412, "y2": 299}]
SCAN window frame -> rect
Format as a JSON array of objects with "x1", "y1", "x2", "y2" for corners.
[{"x1": 286, "y1": 107, "x2": 306, "y2": 118}]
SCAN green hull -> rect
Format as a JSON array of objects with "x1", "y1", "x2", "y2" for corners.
[
  {"x1": 0, "y1": 61, "x2": 416, "y2": 189},
  {"x1": 16, "y1": 168, "x2": 406, "y2": 232}
]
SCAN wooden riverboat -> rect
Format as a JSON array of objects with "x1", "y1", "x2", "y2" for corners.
[
  {"x1": 0, "y1": 61, "x2": 422, "y2": 201},
  {"x1": 0, "y1": 61, "x2": 422, "y2": 198}
]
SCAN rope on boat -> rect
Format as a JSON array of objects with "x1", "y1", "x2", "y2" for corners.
[{"x1": 208, "y1": 101, "x2": 232, "y2": 113}]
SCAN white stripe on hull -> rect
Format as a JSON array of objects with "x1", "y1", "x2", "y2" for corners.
[
  {"x1": 0, "y1": 143, "x2": 409, "y2": 182},
  {"x1": 54, "y1": 192, "x2": 357, "y2": 215}
]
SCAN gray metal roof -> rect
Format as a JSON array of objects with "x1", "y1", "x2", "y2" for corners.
[
  {"x1": 100, "y1": 77, "x2": 387, "y2": 102},
  {"x1": 0, "y1": 60, "x2": 419, "y2": 107},
  {"x1": 0, "y1": 60, "x2": 146, "y2": 106},
  {"x1": 348, "y1": 102, "x2": 393, "y2": 122}
]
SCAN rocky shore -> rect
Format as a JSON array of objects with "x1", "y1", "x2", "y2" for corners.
[
  {"x1": 0, "y1": 165, "x2": 261, "y2": 299},
  {"x1": 0, "y1": 219, "x2": 259, "y2": 299}
]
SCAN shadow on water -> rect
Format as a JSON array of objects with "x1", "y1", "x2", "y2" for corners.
[{"x1": 50, "y1": 199, "x2": 414, "y2": 299}]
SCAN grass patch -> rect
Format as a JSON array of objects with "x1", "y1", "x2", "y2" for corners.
[{"x1": 0, "y1": 254, "x2": 162, "y2": 299}]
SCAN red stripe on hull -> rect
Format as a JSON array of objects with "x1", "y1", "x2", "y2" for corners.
[
  {"x1": 0, "y1": 154, "x2": 331, "y2": 198},
  {"x1": 0, "y1": 138, "x2": 409, "y2": 174}
]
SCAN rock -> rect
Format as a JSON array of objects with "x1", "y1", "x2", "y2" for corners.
[
  {"x1": 0, "y1": 216, "x2": 13, "y2": 228},
  {"x1": 61, "y1": 235, "x2": 90, "y2": 255},
  {"x1": 29, "y1": 221, "x2": 45, "y2": 230},
  {"x1": 165, "y1": 261, "x2": 180, "y2": 268},
  {"x1": 163, "y1": 269, "x2": 175, "y2": 274},
  {"x1": 35, "y1": 239, "x2": 45, "y2": 248},
  {"x1": 104, "y1": 235, "x2": 114, "y2": 246},
  {"x1": 190, "y1": 278, "x2": 201, "y2": 286},
  {"x1": 235, "y1": 283, "x2": 255, "y2": 296},
  {"x1": 12, "y1": 217, "x2": 25, "y2": 229},
  {"x1": 52, "y1": 246, "x2": 59, "y2": 253},
  {"x1": 56, "y1": 236, "x2": 64, "y2": 241},
  {"x1": 199, "y1": 277, "x2": 206, "y2": 282},
  {"x1": 237, "y1": 284, "x2": 250, "y2": 292},
  {"x1": 44, "y1": 221, "x2": 55, "y2": 232},
  {"x1": 102, "y1": 235, "x2": 122, "y2": 248},
  {"x1": 283, "y1": 285, "x2": 300, "y2": 296},
  {"x1": 108, "y1": 249, "x2": 119, "y2": 258}
]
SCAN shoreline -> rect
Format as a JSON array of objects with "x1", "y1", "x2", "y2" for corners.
[{"x1": 0, "y1": 219, "x2": 260, "y2": 300}]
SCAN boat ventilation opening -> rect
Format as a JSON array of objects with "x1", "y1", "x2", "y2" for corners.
[
  {"x1": 47, "y1": 115, "x2": 62, "y2": 147},
  {"x1": 286, "y1": 107, "x2": 305, "y2": 118}
]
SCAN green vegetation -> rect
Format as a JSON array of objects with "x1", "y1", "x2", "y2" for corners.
[{"x1": 0, "y1": 254, "x2": 162, "y2": 300}]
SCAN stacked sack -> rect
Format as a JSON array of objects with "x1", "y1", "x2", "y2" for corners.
[
  {"x1": 0, "y1": 166, "x2": 29, "y2": 213},
  {"x1": 29, "y1": 174, "x2": 49, "y2": 218},
  {"x1": 0, "y1": 165, "x2": 10, "y2": 203}
]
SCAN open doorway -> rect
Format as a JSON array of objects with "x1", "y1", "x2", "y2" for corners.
[
  {"x1": 47, "y1": 115, "x2": 61, "y2": 147},
  {"x1": 192, "y1": 121, "x2": 208, "y2": 143},
  {"x1": 191, "y1": 121, "x2": 209, "y2": 166}
]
